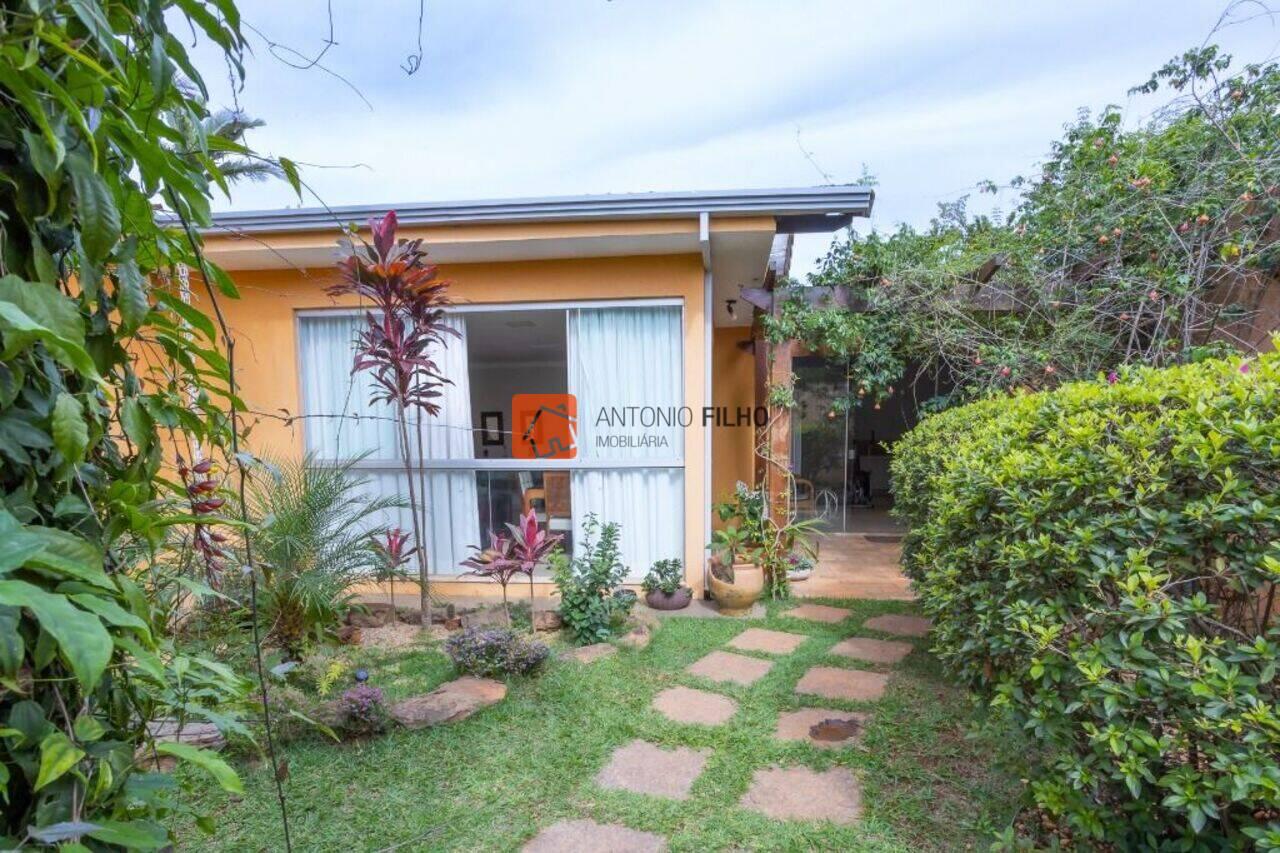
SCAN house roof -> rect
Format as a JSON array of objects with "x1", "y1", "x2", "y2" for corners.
[{"x1": 203, "y1": 185, "x2": 874, "y2": 235}]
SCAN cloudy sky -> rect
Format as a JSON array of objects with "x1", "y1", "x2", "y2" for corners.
[{"x1": 193, "y1": 1, "x2": 1280, "y2": 277}]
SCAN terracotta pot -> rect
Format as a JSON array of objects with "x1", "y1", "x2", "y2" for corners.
[
  {"x1": 645, "y1": 587, "x2": 693, "y2": 611},
  {"x1": 708, "y1": 563, "x2": 764, "y2": 615}
]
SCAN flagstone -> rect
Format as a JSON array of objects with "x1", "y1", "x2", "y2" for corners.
[
  {"x1": 563, "y1": 643, "x2": 617, "y2": 664},
  {"x1": 784, "y1": 603, "x2": 851, "y2": 624},
  {"x1": 795, "y1": 666, "x2": 889, "y2": 702},
  {"x1": 728, "y1": 627, "x2": 807, "y2": 655},
  {"x1": 596, "y1": 740, "x2": 710, "y2": 800},
  {"x1": 523, "y1": 819, "x2": 667, "y2": 852},
  {"x1": 686, "y1": 650, "x2": 773, "y2": 686},
  {"x1": 651, "y1": 686, "x2": 738, "y2": 725},
  {"x1": 774, "y1": 707, "x2": 870, "y2": 749},
  {"x1": 739, "y1": 765, "x2": 863, "y2": 824},
  {"x1": 863, "y1": 614, "x2": 931, "y2": 637},
  {"x1": 829, "y1": 636, "x2": 913, "y2": 665}
]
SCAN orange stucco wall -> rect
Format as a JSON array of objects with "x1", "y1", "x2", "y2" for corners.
[
  {"x1": 205, "y1": 251, "x2": 713, "y2": 598},
  {"x1": 711, "y1": 326, "x2": 756, "y2": 515}
]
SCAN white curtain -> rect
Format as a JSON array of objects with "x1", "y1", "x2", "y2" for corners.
[
  {"x1": 567, "y1": 306, "x2": 683, "y2": 579},
  {"x1": 298, "y1": 313, "x2": 479, "y2": 575}
]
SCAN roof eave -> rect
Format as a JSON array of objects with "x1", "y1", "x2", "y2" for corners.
[{"x1": 197, "y1": 185, "x2": 874, "y2": 235}]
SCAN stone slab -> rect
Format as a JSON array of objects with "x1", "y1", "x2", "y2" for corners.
[
  {"x1": 686, "y1": 650, "x2": 773, "y2": 686},
  {"x1": 563, "y1": 643, "x2": 617, "y2": 664},
  {"x1": 524, "y1": 819, "x2": 666, "y2": 853},
  {"x1": 774, "y1": 708, "x2": 870, "y2": 749},
  {"x1": 651, "y1": 686, "x2": 738, "y2": 726},
  {"x1": 389, "y1": 676, "x2": 506, "y2": 729},
  {"x1": 795, "y1": 666, "x2": 889, "y2": 702},
  {"x1": 739, "y1": 765, "x2": 863, "y2": 824},
  {"x1": 829, "y1": 636, "x2": 913, "y2": 665},
  {"x1": 617, "y1": 624, "x2": 652, "y2": 650},
  {"x1": 596, "y1": 740, "x2": 709, "y2": 800},
  {"x1": 728, "y1": 628, "x2": 807, "y2": 655},
  {"x1": 863, "y1": 614, "x2": 931, "y2": 638},
  {"x1": 784, "y1": 603, "x2": 851, "y2": 624}
]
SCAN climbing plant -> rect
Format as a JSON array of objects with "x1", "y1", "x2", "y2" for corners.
[
  {"x1": 0, "y1": 0, "x2": 299, "y2": 846},
  {"x1": 772, "y1": 44, "x2": 1280, "y2": 411}
]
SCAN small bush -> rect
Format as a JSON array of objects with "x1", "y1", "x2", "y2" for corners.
[
  {"x1": 550, "y1": 514, "x2": 631, "y2": 644},
  {"x1": 336, "y1": 684, "x2": 387, "y2": 736},
  {"x1": 641, "y1": 558, "x2": 685, "y2": 595},
  {"x1": 444, "y1": 628, "x2": 550, "y2": 678},
  {"x1": 891, "y1": 354, "x2": 1280, "y2": 846}
]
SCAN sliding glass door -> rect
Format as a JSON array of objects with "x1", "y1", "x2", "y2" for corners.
[{"x1": 297, "y1": 300, "x2": 684, "y2": 580}]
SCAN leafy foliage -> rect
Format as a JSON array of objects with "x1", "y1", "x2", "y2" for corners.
[
  {"x1": 444, "y1": 628, "x2": 549, "y2": 678},
  {"x1": 245, "y1": 455, "x2": 397, "y2": 653},
  {"x1": 774, "y1": 44, "x2": 1280, "y2": 410},
  {"x1": 335, "y1": 685, "x2": 387, "y2": 736},
  {"x1": 640, "y1": 558, "x2": 685, "y2": 596},
  {"x1": 0, "y1": 0, "x2": 301, "y2": 844},
  {"x1": 891, "y1": 352, "x2": 1280, "y2": 845},
  {"x1": 711, "y1": 481, "x2": 818, "y2": 599},
  {"x1": 549, "y1": 515, "x2": 630, "y2": 645}
]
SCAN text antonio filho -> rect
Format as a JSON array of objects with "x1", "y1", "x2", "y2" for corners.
[{"x1": 593, "y1": 406, "x2": 770, "y2": 429}]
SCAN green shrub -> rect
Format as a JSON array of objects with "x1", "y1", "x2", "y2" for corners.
[
  {"x1": 550, "y1": 514, "x2": 630, "y2": 644},
  {"x1": 641, "y1": 558, "x2": 685, "y2": 595},
  {"x1": 891, "y1": 354, "x2": 1280, "y2": 845},
  {"x1": 444, "y1": 628, "x2": 550, "y2": 678}
]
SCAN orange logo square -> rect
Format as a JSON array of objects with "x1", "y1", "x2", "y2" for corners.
[{"x1": 512, "y1": 394, "x2": 577, "y2": 459}]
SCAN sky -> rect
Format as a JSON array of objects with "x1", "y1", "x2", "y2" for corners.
[{"x1": 192, "y1": 0, "x2": 1280, "y2": 278}]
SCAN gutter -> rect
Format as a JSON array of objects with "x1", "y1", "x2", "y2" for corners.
[
  {"x1": 198, "y1": 185, "x2": 874, "y2": 235},
  {"x1": 700, "y1": 212, "x2": 713, "y2": 598}
]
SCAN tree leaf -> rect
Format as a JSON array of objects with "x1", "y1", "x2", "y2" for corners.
[
  {"x1": 86, "y1": 820, "x2": 168, "y2": 850},
  {"x1": 0, "y1": 299, "x2": 97, "y2": 379},
  {"x1": 35, "y1": 730, "x2": 85, "y2": 790},
  {"x1": 120, "y1": 396, "x2": 153, "y2": 455},
  {"x1": 0, "y1": 580, "x2": 111, "y2": 691},
  {"x1": 154, "y1": 742, "x2": 242, "y2": 794},
  {"x1": 152, "y1": 290, "x2": 216, "y2": 341},
  {"x1": 0, "y1": 605, "x2": 23, "y2": 678},
  {"x1": 66, "y1": 154, "x2": 121, "y2": 265},
  {"x1": 114, "y1": 257, "x2": 149, "y2": 334},
  {"x1": 52, "y1": 392, "x2": 89, "y2": 464},
  {"x1": 72, "y1": 715, "x2": 105, "y2": 742},
  {"x1": 23, "y1": 525, "x2": 110, "y2": 589},
  {"x1": 0, "y1": 275, "x2": 85, "y2": 347}
]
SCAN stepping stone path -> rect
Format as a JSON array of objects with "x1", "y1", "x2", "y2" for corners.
[
  {"x1": 775, "y1": 708, "x2": 870, "y2": 749},
  {"x1": 389, "y1": 676, "x2": 507, "y2": 729},
  {"x1": 829, "y1": 636, "x2": 913, "y2": 664},
  {"x1": 785, "y1": 603, "x2": 851, "y2": 624},
  {"x1": 728, "y1": 627, "x2": 807, "y2": 655},
  {"x1": 596, "y1": 740, "x2": 709, "y2": 800},
  {"x1": 563, "y1": 642, "x2": 617, "y2": 664},
  {"x1": 739, "y1": 766, "x2": 863, "y2": 824},
  {"x1": 524, "y1": 819, "x2": 666, "y2": 853},
  {"x1": 863, "y1": 614, "x2": 931, "y2": 637},
  {"x1": 795, "y1": 666, "x2": 889, "y2": 702},
  {"x1": 652, "y1": 686, "x2": 738, "y2": 725},
  {"x1": 686, "y1": 650, "x2": 773, "y2": 685}
]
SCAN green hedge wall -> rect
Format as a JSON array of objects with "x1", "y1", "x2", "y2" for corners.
[{"x1": 891, "y1": 353, "x2": 1280, "y2": 846}]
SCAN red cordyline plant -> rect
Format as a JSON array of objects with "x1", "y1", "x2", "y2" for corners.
[
  {"x1": 371, "y1": 527, "x2": 412, "y2": 617},
  {"x1": 330, "y1": 211, "x2": 454, "y2": 626},
  {"x1": 461, "y1": 509, "x2": 562, "y2": 627}
]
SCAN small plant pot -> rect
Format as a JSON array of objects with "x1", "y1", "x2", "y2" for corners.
[
  {"x1": 645, "y1": 587, "x2": 693, "y2": 611},
  {"x1": 708, "y1": 563, "x2": 764, "y2": 616},
  {"x1": 787, "y1": 568, "x2": 812, "y2": 582}
]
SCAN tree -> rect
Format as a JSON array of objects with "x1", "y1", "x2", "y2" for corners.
[
  {"x1": 328, "y1": 212, "x2": 455, "y2": 627},
  {"x1": 779, "y1": 45, "x2": 1280, "y2": 411},
  {"x1": 0, "y1": 0, "x2": 300, "y2": 844}
]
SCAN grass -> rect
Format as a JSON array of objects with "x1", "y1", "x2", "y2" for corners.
[{"x1": 177, "y1": 597, "x2": 1028, "y2": 851}]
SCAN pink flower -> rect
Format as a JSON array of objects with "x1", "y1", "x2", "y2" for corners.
[
  {"x1": 1107, "y1": 371, "x2": 1118, "y2": 384},
  {"x1": 1239, "y1": 362, "x2": 1252, "y2": 374}
]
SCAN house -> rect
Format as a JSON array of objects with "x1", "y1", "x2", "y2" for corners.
[{"x1": 198, "y1": 186, "x2": 874, "y2": 599}]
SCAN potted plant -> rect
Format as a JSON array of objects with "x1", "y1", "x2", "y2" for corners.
[
  {"x1": 641, "y1": 558, "x2": 692, "y2": 610},
  {"x1": 785, "y1": 550, "x2": 815, "y2": 582},
  {"x1": 707, "y1": 483, "x2": 767, "y2": 615}
]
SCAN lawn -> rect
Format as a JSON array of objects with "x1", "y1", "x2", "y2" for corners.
[{"x1": 177, "y1": 598, "x2": 1028, "y2": 851}]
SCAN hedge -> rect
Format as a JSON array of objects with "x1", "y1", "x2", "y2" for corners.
[{"x1": 891, "y1": 353, "x2": 1280, "y2": 846}]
